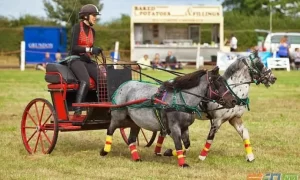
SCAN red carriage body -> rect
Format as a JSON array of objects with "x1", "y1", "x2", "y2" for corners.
[{"x1": 21, "y1": 62, "x2": 157, "y2": 154}]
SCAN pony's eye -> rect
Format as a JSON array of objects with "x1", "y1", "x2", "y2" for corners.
[{"x1": 215, "y1": 90, "x2": 219, "y2": 93}]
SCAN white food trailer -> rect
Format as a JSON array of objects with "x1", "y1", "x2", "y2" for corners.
[{"x1": 130, "y1": 5, "x2": 229, "y2": 63}]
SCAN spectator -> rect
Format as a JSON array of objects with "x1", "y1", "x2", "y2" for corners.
[
  {"x1": 277, "y1": 36, "x2": 289, "y2": 58},
  {"x1": 294, "y1": 48, "x2": 300, "y2": 70},
  {"x1": 55, "y1": 52, "x2": 62, "y2": 62},
  {"x1": 230, "y1": 34, "x2": 238, "y2": 52},
  {"x1": 137, "y1": 54, "x2": 151, "y2": 70},
  {"x1": 152, "y1": 53, "x2": 163, "y2": 69},
  {"x1": 165, "y1": 51, "x2": 182, "y2": 70},
  {"x1": 36, "y1": 52, "x2": 53, "y2": 71}
]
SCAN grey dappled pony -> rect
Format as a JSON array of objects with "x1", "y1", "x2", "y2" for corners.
[
  {"x1": 100, "y1": 67, "x2": 237, "y2": 167},
  {"x1": 196, "y1": 52, "x2": 277, "y2": 162}
]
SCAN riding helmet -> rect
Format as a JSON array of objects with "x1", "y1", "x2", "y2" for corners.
[{"x1": 79, "y1": 4, "x2": 101, "y2": 18}]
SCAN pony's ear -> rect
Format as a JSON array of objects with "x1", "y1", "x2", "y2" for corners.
[
  {"x1": 212, "y1": 66, "x2": 219, "y2": 74},
  {"x1": 253, "y1": 49, "x2": 259, "y2": 57}
]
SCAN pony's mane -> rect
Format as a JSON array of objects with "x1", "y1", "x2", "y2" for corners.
[
  {"x1": 223, "y1": 57, "x2": 246, "y2": 79},
  {"x1": 163, "y1": 69, "x2": 207, "y2": 91}
]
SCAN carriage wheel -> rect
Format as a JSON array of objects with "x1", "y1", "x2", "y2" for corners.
[
  {"x1": 21, "y1": 98, "x2": 59, "y2": 154},
  {"x1": 120, "y1": 128, "x2": 157, "y2": 147}
]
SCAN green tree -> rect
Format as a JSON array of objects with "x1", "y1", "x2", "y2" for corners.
[
  {"x1": 94, "y1": 14, "x2": 131, "y2": 51},
  {"x1": 10, "y1": 14, "x2": 58, "y2": 27},
  {"x1": 222, "y1": 0, "x2": 300, "y2": 16},
  {"x1": 0, "y1": 16, "x2": 11, "y2": 27},
  {"x1": 43, "y1": 0, "x2": 103, "y2": 27},
  {"x1": 272, "y1": 0, "x2": 300, "y2": 17},
  {"x1": 222, "y1": 0, "x2": 269, "y2": 15}
]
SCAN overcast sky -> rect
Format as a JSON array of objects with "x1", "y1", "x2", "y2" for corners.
[{"x1": 0, "y1": 0, "x2": 222, "y2": 23}]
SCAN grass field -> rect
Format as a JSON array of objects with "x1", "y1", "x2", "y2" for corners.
[{"x1": 0, "y1": 68, "x2": 299, "y2": 180}]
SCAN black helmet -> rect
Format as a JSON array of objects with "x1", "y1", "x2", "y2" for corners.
[{"x1": 79, "y1": 4, "x2": 100, "y2": 17}]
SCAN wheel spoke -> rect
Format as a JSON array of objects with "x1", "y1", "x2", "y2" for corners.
[
  {"x1": 27, "y1": 112, "x2": 37, "y2": 126},
  {"x1": 24, "y1": 126, "x2": 37, "y2": 129},
  {"x1": 42, "y1": 114, "x2": 53, "y2": 126},
  {"x1": 26, "y1": 130, "x2": 38, "y2": 143},
  {"x1": 34, "y1": 102, "x2": 40, "y2": 125},
  {"x1": 40, "y1": 133, "x2": 46, "y2": 154},
  {"x1": 140, "y1": 129, "x2": 149, "y2": 144},
  {"x1": 39, "y1": 103, "x2": 46, "y2": 123},
  {"x1": 33, "y1": 132, "x2": 41, "y2": 153},
  {"x1": 42, "y1": 130, "x2": 52, "y2": 145}
]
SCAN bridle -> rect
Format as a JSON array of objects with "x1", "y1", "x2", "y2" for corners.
[
  {"x1": 206, "y1": 72, "x2": 231, "y2": 105},
  {"x1": 241, "y1": 54, "x2": 271, "y2": 85}
]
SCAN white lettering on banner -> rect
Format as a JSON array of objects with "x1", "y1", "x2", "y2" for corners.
[{"x1": 28, "y1": 43, "x2": 53, "y2": 49}]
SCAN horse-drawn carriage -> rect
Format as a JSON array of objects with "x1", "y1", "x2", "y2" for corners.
[
  {"x1": 21, "y1": 53, "x2": 239, "y2": 167},
  {"x1": 21, "y1": 55, "x2": 158, "y2": 154}
]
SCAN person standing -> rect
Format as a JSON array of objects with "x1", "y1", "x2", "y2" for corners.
[
  {"x1": 277, "y1": 36, "x2": 289, "y2": 58},
  {"x1": 230, "y1": 34, "x2": 238, "y2": 52},
  {"x1": 69, "y1": 4, "x2": 102, "y2": 115},
  {"x1": 293, "y1": 48, "x2": 300, "y2": 70}
]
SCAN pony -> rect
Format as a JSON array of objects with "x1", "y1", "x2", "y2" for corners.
[
  {"x1": 99, "y1": 67, "x2": 237, "y2": 167},
  {"x1": 160, "y1": 52, "x2": 277, "y2": 162}
]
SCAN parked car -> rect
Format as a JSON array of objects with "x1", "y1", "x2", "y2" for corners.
[{"x1": 263, "y1": 32, "x2": 300, "y2": 54}]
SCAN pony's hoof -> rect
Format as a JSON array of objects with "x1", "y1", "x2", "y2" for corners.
[
  {"x1": 246, "y1": 154, "x2": 255, "y2": 162},
  {"x1": 154, "y1": 153, "x2": 162, "y2": 156},
  {"x1": 135, "y1": 158, "x2": 142, "y2": 162},
  {"x1": 198, "y1": 155, "x2": 206, "y2": 161},
  {"x1": 180, "y1": 163, "x2": 190, "y2": 168},
  {"x1": 163, "y1": 149, "x2": 173, "y2": 156},
  {"x1": 100, "y1": 148, "x2": 108, "y2": 156}
]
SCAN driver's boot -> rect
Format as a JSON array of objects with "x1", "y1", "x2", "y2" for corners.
[{"x1": 74, "y1": 81, "x2": 88, "y2": 116}]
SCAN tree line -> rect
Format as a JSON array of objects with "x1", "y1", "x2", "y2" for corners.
[{"x1": 1, "y1": 0, "x2": 300, "y2": 53}]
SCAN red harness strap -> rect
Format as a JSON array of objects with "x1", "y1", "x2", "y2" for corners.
[{"x1": 78, "y1": 21, "x2": 94, "y2": 56}]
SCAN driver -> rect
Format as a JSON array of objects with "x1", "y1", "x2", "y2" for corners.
[{"x1": 69, "y1": 4, "x2": 102, "y2": 115}]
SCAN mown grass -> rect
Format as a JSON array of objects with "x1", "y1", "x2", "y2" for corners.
[{"x1": 0, "y1": 68, "x2": 299, "y2": 180}]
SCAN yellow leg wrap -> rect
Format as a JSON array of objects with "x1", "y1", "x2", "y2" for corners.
[
  {"x1": 244, "y1": 139, "x2": 252, "y2": 155},
  {"x1": 104, "y1": 135, "x2": 113, "y2": 152},
  {"x1": 177, "y1": 154, "x2": 184, "y2": 159},
  {"x1": 156, "y1": 143, "x2": 162, "y2": 147},
  {"x1": 244, "y1": 139, "x2": 250, "y2": 144},
  {"x1": 172, "y1": 150, "x2": 177, "y2": 156},
  {"x1": 245, "y1": 146, "x2": 252, "y2": 154}
]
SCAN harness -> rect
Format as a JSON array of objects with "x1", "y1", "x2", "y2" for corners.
[
  {"x1": 151, "y1": 86, "x2": 203, "y2": 134},
  {"x1": 110, "y1": 69, "x2": 230, "y2": 134}
]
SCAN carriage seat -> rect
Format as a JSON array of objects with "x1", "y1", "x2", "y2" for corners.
[{"x1": 45, "y1": 63, "x2": 96, "y2": 90}]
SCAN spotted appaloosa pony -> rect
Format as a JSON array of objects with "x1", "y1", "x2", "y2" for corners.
[
  {"x1": 159, "y1": 52, "x2": 277, "y2": 162},
  {"x1": 100, "y1": 67, "x2": 236, "y2": 167},
  {"x1": 197, "y1": 52, "x2": 277, "y2": 162}
]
